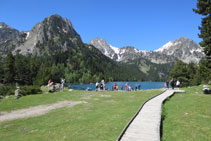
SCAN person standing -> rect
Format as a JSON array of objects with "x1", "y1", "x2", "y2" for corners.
[
  {"x1": 125, "y1": 82, "x2": 128, "y2": 91},
  {"x1": 101, "y1": 79, "x2": 105, "y2": 90},
  {"x1": 114, "y1": 83, "x2": 117, "y2": 90},
  {"x1": 135, "y1": 84, "x2": 138, "y2": 91},
  {"x1": 165, "y1": 80, "x2": 169, "y2": 88},
  {"x1": 176, "y1": 80, "x2": 180, "y2": 88},
  {"x1": 170, "y1": 79, "x2": 175, "y2": 89},
  {"x1": 138, "y1": 84, "x2": 141, "y2": 90},
  {"x1": 61, "y1": 78, "x2": 65, "y2": 91},
  {"x1": 116, "y1": 85, "x2": 119, "y2": 91},
  {"x1": 96, "y1": 82, "x2": 99, "y2": 91}
]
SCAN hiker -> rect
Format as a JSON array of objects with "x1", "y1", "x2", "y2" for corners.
[
  {"x1": 165, "y1": 80, "x2": 169, "y2": 88},
  {"x1": 101, "y1": 79, "x2": 105, "y2": 90},
  {"x1": 170, "y1": 79, "x2": 175, "y2": 89},
  {"x1": 128, "y1": 85, "x2": 132, "y2": 91},
  {"x1": 135, "y1": 84, "x2": 138, "y2": 91},
  {"x1": 138, "y1": 84, "x2": 141, "y2": 90},
  {"x1": 61, "y1": 78, "x2": 65, "y2": 91},
  {"x1": 125, "y1": 82, "x2": 129, "y2": 91},
  {"x1": 100, "y1": 83, "x2": 103, "y2": 90},
  {"x1": 176, "y1": 80, "x2": 180, "y2": 88},
  {"x1": 48, "y1": 79, "x2": 53, "y2": 87},
  {"x1": 116, "y1": 85, "x2": 119, "y2": 91},
  {"x1": 114, "y1": 83, "x2": 117, "y2": 90},
  {"x1": 96, "y1": 82, "x2": 99, "y2": 91}
]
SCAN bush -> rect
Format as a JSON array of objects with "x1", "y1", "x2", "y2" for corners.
[
  {"x1": 0, "y1": 84, "x2": 7, "y2": 96},
  {"x1": 0, "y1": 84, "x2": 16, "y2": 96},
  {"x1": 19, "y1": 85, "x2": 42, "y2": 96}
]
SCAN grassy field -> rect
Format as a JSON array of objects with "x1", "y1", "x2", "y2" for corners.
[
  {"x1": 162, "y1": 86, "x2": 211, "y2": 141},
  {"x1": 0, "y1": 89, "x2": 161, "y2": 141}
]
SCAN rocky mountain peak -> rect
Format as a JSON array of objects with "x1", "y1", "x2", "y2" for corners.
[
  {"x1": 0, "y1": 22, "x2": 20, "y2": 43},
  {"x1": 176, "y1": 36, "x2": 189, "y2": 42},
  {"x1": 90, "y1": 37, "x2": 204, "y2": 64},
  {"x1": 89, "y1": 38, "x2": 118, "y2": 60},
  {"x1": 154, "y1": 37, "x2": 204, "y2": 63},
  {"x1": 10, "y1": 14, "x2": 82, "y2": 55},
  {"x1": 0, "y1": 22, "x2": 9, "y2": 28},
  {"x1": 0, "y1": 22, "x2": 17, "y2": 30}
]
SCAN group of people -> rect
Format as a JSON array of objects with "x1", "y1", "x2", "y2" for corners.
[
  {"x1": 95, "y1": 82, "x2": 142, "y2": 91},
  {"x1": 165, "y1": 79, "x2": 180, "y2": 89},
  {"x1": 112, "y1": 83, "x2": 119, "y2": 91},
  {"x1": 47, "y1": 78, "x2": 65, "y2": 91},
  {"x1": 95, "y1": 80, "x2": 105, "y2": 91},
  {"x1": 111, "y1": 82, "x2": 141, "y2": 91}
]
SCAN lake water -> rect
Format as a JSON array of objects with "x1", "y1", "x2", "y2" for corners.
[{"x1": 68, "y1": 81, "x2": 165, "y2": 91}]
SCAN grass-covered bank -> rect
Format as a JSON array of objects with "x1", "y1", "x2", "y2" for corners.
[
  {"x1": 161, "y1": 86, "x2": 211, "y2": 141},
  {"x1": 0, "y1": 89, "x2": 161, "y2": 141}
]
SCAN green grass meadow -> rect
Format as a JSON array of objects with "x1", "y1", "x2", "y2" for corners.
[
  {"x1": 162, "y1": 86, "x2": 211, "y2": 141},
  {"x1": 0, "y1": 89, "x2": 161, "y2": 141}
]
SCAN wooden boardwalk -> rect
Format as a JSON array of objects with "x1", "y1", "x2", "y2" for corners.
[{"x1": 118, "y1": 89, "x2": 185, "y2": 141}]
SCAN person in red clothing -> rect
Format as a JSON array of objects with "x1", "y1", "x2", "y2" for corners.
[{"x1": 114, "y1": 83, "x2": 117, "y2": 90}]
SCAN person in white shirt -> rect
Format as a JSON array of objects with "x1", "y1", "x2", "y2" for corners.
[{"x1": 176, "y1": 80, "x2": 180, "y2": 88}]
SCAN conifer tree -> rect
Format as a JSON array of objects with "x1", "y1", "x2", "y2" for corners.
[
  {"x1": 3, "y1": 52, "x2": 15, "y2": 84},
  {"x1": 193, "y1": 0, "x2": 211, "y2": 84},
  {"x1": 193, "y1": 0, "x2": 211, "y2": 57}
]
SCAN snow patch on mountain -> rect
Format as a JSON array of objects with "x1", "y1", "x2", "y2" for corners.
[
  {"x1": 155, "y1": 41, "x2": 175, "y2": 53},
  {"x1": 25, "y1": 32, "x2": 30, "y2": 39},
  {"x1": 110, "y1": 45, "x2": 119, "y2": 54},
  {"x1": 89, "y1": 37, "x2": 205, "y2": 64}
]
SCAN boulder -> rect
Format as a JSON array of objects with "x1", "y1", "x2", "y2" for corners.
[{"x1": 203, "y1": 88, "x2": 211, "y2": 94}]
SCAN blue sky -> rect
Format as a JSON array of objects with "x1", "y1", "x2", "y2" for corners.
[{"x1": 0, "y1": 0, "x2": 202, "y2": 51}]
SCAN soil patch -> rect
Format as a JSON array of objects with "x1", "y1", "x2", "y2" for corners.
[{"x1": 0, "y1": 100, "x2": 86, "y2": 122}]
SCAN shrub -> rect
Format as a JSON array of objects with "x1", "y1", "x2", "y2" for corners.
[
  {"x1": 0, "y1": 84, "x2": 7, "y2": 96},
  {"x1": 0, "y1": 84, "x2": 16, "y2": 96},
  {"x1": 19, "y1": 85, "x2": 42, "y2": 96}
]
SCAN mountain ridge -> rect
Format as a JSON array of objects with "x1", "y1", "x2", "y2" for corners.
[
  {"x1": 0, "y1": 14, "x2": 204, "y2": 83},
  {"x1": 89, "y1": 37, "x2": 204, "y2": 64},
  {"x1": 0, "y1": 14, "x2": 159, "y2": 83}
]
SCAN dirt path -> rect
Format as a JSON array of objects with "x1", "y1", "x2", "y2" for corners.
[{"x1": 0, "y1": 100, "x2": 86, "y2": 122}]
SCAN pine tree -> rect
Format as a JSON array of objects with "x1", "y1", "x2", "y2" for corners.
[
  {"x1": 14, "y1": 54, "x2": 31, "y2": 85},
  {"x1": 3, "y1": 52, "x2": 15, "y2": 84},
  {"x1": 193, "y1": 0, "x2": 211, "y2": 57},
  {"x1": 169, "y1": 61, "x2": 190, "y2": 86},
  {"x1": 193, "y1": 0, "x2": 211, "y2": 84},
  {"x1": 0, "y1": 54, "x2": 3, "y2": 83}
]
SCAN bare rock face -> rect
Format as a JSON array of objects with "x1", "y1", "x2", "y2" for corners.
[
  {"x1": 0, "y1": 22, "x2": 20, "y2": 42},
  {"x1": 0, "y1": 22, "x2": 25, "y2": 54}
]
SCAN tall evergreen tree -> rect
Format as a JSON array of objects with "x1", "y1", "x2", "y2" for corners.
[
  {"x1": 0, "y1": 54, "x2": 3, "y2": 83},
  {"x1": 14, "y1": 54, "x2": 32, "y2": 85},
  {"x1": 169, "y1": 61, "x2": 190, "y2": 86},
  {"x1": 3, "y1": 52, "x2": 15, "y2": 84},
  {"x1": 193, "y1": 0, "x2": 211, "y2": 84},
  {"x1": 193, "y1": 0, "x2": 211, "y2": 58}
]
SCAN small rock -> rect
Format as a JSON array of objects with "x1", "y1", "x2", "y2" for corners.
[{"x1": 29, "y1": 129, "x2": 38, "y2": 133}]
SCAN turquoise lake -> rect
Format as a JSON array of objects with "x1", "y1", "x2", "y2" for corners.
[{"x1": 69, "y1": 81, "x2": 165, "y2": 91}]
